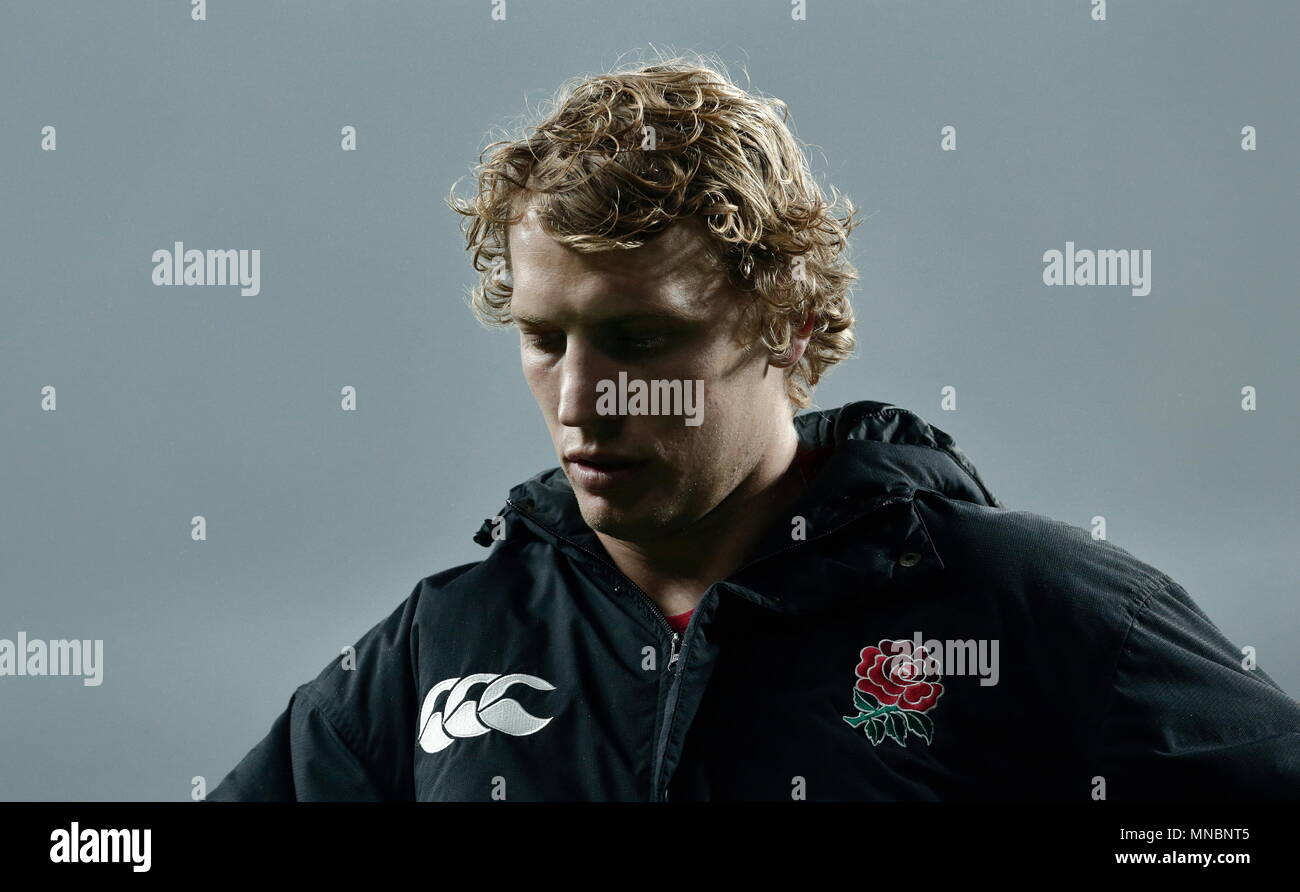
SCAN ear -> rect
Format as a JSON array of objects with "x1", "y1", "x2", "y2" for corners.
[{"x1": 771, "y1": 310, "x2": 815, "y2": 369}]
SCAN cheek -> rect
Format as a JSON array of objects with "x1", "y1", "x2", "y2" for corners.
[
  {"x1": 653, "y1": 345, "x2": 765, "y2": 457},
  {"x1": 665, "y1": 414, "x2": 731, "y2": 478},
  {"x1": 520, "y1": 357, "x2": 554, "y2": 403},
  {"x1": 696, "y1": 334, "x2": 768, "y2": 394},
  {"x1": 697, "y1": 353, "x2": 768, "y2": 432},
  {"x1": 521, "y1": 365, "x2": 566, "y2": 443}
]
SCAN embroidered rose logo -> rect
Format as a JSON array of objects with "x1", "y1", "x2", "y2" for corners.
[{"x1": 842, "y1": 638, "x2": 943, "y2": 746}]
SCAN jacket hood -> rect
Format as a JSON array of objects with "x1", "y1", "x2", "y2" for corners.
[{"x1": 474, "y1": 400, "x2": 1002, "y2": 558}]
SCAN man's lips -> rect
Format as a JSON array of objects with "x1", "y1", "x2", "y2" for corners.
[
  {"x1": 566, "y1": 456, "x2": 642, "y2": 468},
  {"x1": 565, "y1": 455, "x2": 650, "y2": 491}
]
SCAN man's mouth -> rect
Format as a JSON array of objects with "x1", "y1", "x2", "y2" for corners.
[{"x1": 565, "y1": 456, "x2": 650, "y2": 491}]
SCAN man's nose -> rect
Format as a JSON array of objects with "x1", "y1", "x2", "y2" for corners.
[{"x1": 556, "y1": 339, "x2": 620, "y2": 431}]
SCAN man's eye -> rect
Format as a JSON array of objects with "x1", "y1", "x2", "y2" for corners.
[
  {"x1": 617, "y1": 334, "x2": 667, "y2": 354},
  {"x1": 524, "y1": 333, "x2": 564, "y2": 352}
]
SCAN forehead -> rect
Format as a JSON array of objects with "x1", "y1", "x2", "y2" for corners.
[{"x1": 506, "y1": 208, "x2": 732, "y2": 324}]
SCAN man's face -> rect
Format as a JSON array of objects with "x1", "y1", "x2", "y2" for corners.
[{"x1": 507, "y1": 208, "x2": 790, "y2": 544}]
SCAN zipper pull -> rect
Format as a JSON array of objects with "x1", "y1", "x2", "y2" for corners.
[{"x1": 667, "y1": 632, "x2": 681, "y2": 674}]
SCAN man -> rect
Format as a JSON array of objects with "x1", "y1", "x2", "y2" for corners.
[{"x1": 209, "y1": 58, "x2": 1300, "y2": 801}]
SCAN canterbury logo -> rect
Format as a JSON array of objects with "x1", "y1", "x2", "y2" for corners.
[{"x1": 417, "y1": 673, "x2": 557, "y2": 753}]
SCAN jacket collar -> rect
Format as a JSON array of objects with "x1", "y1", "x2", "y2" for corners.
[{"x1": 474, "y1": 400, "x2": 1001, "y2": 603}]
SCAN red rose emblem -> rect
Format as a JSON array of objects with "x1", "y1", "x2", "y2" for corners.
[{"x1": 854, "y1": 638, "x2": 944, "y2": 712}]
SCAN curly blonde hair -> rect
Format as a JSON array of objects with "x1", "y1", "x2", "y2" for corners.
[{"x1": 447, "y1": 54, "x2": 860, "y2": 410}]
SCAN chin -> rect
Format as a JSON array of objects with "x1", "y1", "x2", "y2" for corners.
[
  {"x1": 576, "y1": 495, "x2": 668, "y2": 542},
  {"x1": 576, "y1": 500, "x2": 641, "y2": 538}
]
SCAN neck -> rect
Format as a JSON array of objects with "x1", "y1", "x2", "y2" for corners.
[{"x1": 594, "y1": 421, "x2": 807, "y2": 616}]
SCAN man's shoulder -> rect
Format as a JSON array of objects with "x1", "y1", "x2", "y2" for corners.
[
  {"x1": 411, "y1": 559, "x2": 490, "y2": 603},
  {"x1": 408, "y1": 536, "x2": 559, "y2": 608},
  {"x1": 297, "y1": 561, "x2": 486, "y2": 694},
  {"x1": 913, "y1": 489, "x2": 1176, "y2": 626}
]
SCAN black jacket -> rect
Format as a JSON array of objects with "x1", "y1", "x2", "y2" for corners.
[{"x1": 209, "y1": 400, "x2": 1300, "y2": 801}]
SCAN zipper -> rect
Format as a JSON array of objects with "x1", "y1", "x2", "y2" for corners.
[
  {"x1": 507, "y1": 491, "x2": 912, "y2": 802},
  {"x1": 506, "y1": 498, "x2": 684, "y2": 672},
  {"x1": 506, "y1": 492, "x2": 911, "y2": 665}
]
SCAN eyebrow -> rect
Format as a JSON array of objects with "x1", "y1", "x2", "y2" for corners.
[{"x1": 511, "y1": 310, "x2": 691, "y2": 328}]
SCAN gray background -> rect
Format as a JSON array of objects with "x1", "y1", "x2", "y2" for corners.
[{"x1": 1, "y1": 0, "x2": 1296, "y2": 800}]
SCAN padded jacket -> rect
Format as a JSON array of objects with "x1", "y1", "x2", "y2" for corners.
[{"x1": 209, "y1": 400, "x2": 1300, "y2": 801}]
